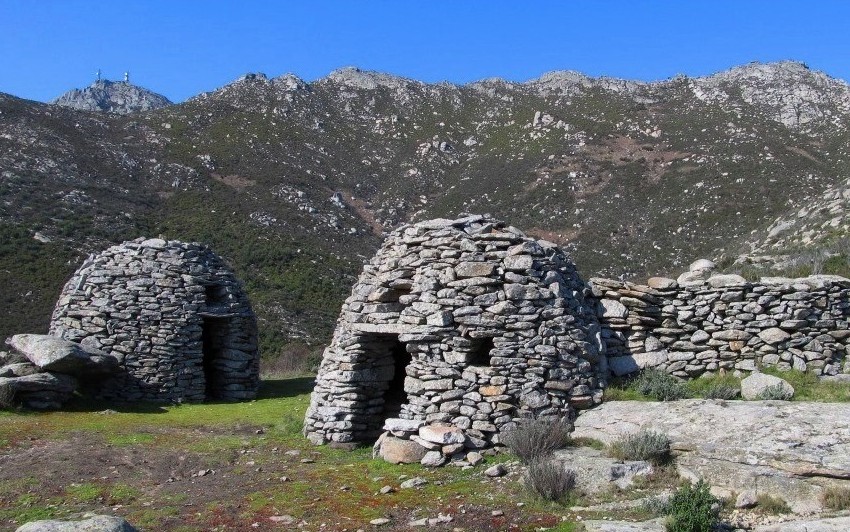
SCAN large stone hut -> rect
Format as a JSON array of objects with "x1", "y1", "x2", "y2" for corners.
[
  {"x1": 304, "y1": 215, "x2": 605, "y2": 455},
  {"x1": 50, "y1": 238, "x2": 259, "y2": 403}
]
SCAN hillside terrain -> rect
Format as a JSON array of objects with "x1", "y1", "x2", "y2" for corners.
[{"x1": 2, "y1": 61, "x2": 850, "y2": 355}]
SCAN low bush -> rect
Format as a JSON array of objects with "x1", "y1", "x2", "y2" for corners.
[
  {"x1": 608, "y1": 429, "x2": 671, "y2": 464},
  {"x1": 501, "y1": 418, "x2": 572, "y2": 463},
  {"x1": 666, "y1": 480, "x2": 718, "y2": 532},
  {"x1": 821, "y1": 486, "x2": 850, "y2": 510},
  {"x1": 633, "y1": 370, "x2": 692, "y2": 401},
  {"x1": 757, "y1": 383, "x2": 793, "y2": 401},
  {"x1": 703, "y1": 384, "x2": 740, "y2": 400},
  {"x1": 524, "y1": 458, "x2": 576, "y2": 502},
  {"x1": 756, "y1": 493, "x2": 791, "y2": 514}
]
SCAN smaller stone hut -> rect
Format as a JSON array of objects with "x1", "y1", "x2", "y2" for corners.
[
  {"x1": 304, "y1": 215, "x2": 605, "y2": 455},
  {"x1": 50, "y1": 238, "x2": 259, "y2": 402}
]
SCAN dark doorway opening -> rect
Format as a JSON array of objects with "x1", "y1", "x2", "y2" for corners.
[
  {"x1": 382, "y1": 337, "x2": 412, "y2": 420},
  {"x1": 468, "y1": 337, "x2": 495, "y2": 367},
  {"x1": 202, "y1": 317, "x2": 229, "y2": 400}
]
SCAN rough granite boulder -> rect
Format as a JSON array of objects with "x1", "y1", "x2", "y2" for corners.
[
  {"x1": 7, "y1": 334, "x2": 121, "y2": 375},
  {"x1": 573, "y1": 399, "x2": 850, "y2": 513},
  {"x1": 16, "y1": 515, "x2": 137, "y2": 532},
  {"x1": 741, "y1": 372, "x2": 794, "y2": 400}
]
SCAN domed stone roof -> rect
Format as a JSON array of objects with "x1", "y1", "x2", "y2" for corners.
[
  {"x1": 50, "y1": 238, "x2": 259, "y2": 403},
  {"x1": 304, "y1": 215, "x2": 604, "y2": 455}
]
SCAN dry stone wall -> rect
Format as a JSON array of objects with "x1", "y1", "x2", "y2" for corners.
[
  {"x1": 304, "y1": 215, "x2": 604, "y2": 457},
  {"x1": 50, "y1": 238, "x2": 259, "y2": 403},
  {"x1": 593, "y1": 274, "x2": 850, "y2": 378}
]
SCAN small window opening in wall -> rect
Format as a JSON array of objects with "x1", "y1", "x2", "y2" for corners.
[
  {"x1": 468, "y1": 337, "x2": 495, "y2": 367},
  {"x1": 205, "y1": 284, "x2": 227, "y2": 305}
]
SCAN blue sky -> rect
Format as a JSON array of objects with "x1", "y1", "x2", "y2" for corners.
[{"x1": 1, "y1": 1, "x2": 849, "y2": 103}]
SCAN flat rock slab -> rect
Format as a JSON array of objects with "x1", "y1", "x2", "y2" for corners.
[
  {"x1": 7, "y1": 334, "x2": 120, "y2": 375},
  {"x1": 753, "y1": 516, "x2": 850, "y2": 531},
  {"x1": 582, "y1": 518, "x2": 665, "y2": 532},
  {"x1": 16, "y1": 515, "x2": 138, "y2": 531},
  {"x1": 573, "y1": 399, "x2": 850, "y2": 513},
  {"x1": 554, "y1": 446, "x2": 653, "y2": 494}
]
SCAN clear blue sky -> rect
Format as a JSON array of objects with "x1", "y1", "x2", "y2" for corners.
[{"x1": 1, "y1": 1, "x2": 849, "y2": 103}]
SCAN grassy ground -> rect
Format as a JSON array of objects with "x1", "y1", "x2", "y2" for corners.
[
  {"x1": 603, "y1": 369, "x2": 850, "y2": 403},
  {"x1": 0, "y1": 377, "x2": 581, "y2": 531}
]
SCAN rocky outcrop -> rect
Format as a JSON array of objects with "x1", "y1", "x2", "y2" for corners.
[
  {"x1": 573, "y1": 400, "x2": 850, "y2": 513},
  {"x1": 51, "y1": 80, "x2": 172, "y2": 114},
  {"x1": 16, "y1": 514, "x2": 138, "y2": 532},
  {"x1": 740, "y1": 372, "x2": 794, "y2": 400},
  {"x1": 0, "y1": 334, "x2": 124, "y2": 409},
  {"x1": 7, "y1": 334, "x2": 121, "y2": 374},
  {"x1": 593, "y1": 274, "x2": 850, "y2": 379},
  {"x1": 50, "y1": 238, "x2": 259, "y2": 403},
  {"x1": 305, "y1": 215, "x2": 604, "y2": 461}
]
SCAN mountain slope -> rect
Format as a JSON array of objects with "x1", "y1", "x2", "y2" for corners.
[{"x1": 2, "y1": 61, "x2": 850, "y2": 354}]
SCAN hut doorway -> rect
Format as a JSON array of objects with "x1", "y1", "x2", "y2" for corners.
[
  {"x1": 382, "y1": 336, "x2": 412, "y2": 420},
  {"x1": 351, "y1": 332, "x2": 413, "y2": 440},
  {"x1": 201, "y1": 317, "x2": 229, "y2": 400}
]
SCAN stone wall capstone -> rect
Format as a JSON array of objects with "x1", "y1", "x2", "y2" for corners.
[
  {"x1": 49, "y1": 237, "x2": 259, "y2": 403},
  {"x1": 304, "y1": 215, "x2": 604, "y2": 457}
]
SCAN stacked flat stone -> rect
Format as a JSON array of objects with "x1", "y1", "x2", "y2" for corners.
[
  {"x1": 304, "y1": 215, "x2": 604, "y2": 462},
  {"x1": 49, "y1": 238, "x2": 259, "y2": 403},
  {"x1": 0, "y1": 334, "x2": 121, "y2": 409},
  {"x1": 594, "y1": 272, "x2": 850, "y2": 378}
]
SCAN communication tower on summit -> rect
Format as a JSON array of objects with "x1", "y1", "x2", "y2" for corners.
[
  {"x1": 96, "y1": 69, "x2": 101, "y2": 81},
  {"x1": 124, "y1": 71, "x2": 130, "y2": 83}
]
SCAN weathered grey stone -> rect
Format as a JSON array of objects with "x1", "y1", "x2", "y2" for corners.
[
  {"x1": 689, "y1": 259, "x2": 716, "y2": 272},
  {"x1": 582, "y1": 519, "x2": 665, "y2": 532},
  {"x1": 574, "y1": 399, "x2": 848, "y2": 513},
  {"x1": 741, "y1": 372, "x2": 794, "y2": 400},
  {"x1": 758, "y1": 327, "x2": 792, "y2": 345},
  {"x1": 419, "y1": 425, "x2": 466, "y2": 445},
  {"x1": 608, "y1": 352, "x2": 667, "y2": 376},
  {"x1": 707, "y1": 274, "x2": 747, "y2": 288},
  {"x1": 16, "y1": 515, "x2": 138, "y2": 532},
  {"x1": 752, "y1": 517, "x2": 850, "y2": 531},
  {"x1": 647, "y1": 277, "x2": 677, "y2": 290},
  {"x1": 600, "y1": 299, "x2": 628, "y2": 319},
  {"x1": 7, "y1": 334, "x2": 120, "y2": 375},
  {"x1": 377, "y1": 436, "x2": 427, "y2": 464},
  {"x1": 420, "y1": 450, "x2": 447, "y2": 467}
]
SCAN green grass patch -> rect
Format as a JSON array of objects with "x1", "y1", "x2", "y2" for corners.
[
  {"x1": 685, "y1": 373, "x2": 742, "y2": 399},
  {"x1": 761, "y1": 368, "x2": 850, "y2": 402},
  {"x1": 65, "y1": 482, "x2": 102, "y2": 503}
]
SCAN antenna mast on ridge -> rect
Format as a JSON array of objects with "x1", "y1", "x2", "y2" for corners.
[
  {"x1": 124, "y1": 71, "x2": 130, "y2": 83},
  {"x1": 96, "y1": 69, "x2": 101, "y2": 81}
]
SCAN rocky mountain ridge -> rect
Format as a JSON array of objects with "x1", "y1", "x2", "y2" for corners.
[
  {"x1": 2, "y1": 60, "x2": 850, "y2": 352},
  {"x1": 51, "y1": 79, "x2": 172, "y2": 114}
]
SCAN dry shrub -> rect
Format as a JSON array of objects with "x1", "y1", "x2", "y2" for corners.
[
  {"x1": 821, "y1": 486, "x2": 850, "y2": 510},
  {"x1": 608, "y1": 428, "x2": 671, "y2": 464},
  {"x1": 524, "y1": 458, "x2": 576, "y2": 502},
  {"x1": 501, "y1": 418, "x2": 572, "y2": 463}
]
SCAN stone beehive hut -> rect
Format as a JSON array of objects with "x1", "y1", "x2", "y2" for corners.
[
  {"x1": 50, "y1": 238, "x2": 259, "y2": 403},
  {"x1": 304, "y1": 215, "x2": 605, "y2": 453}
]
